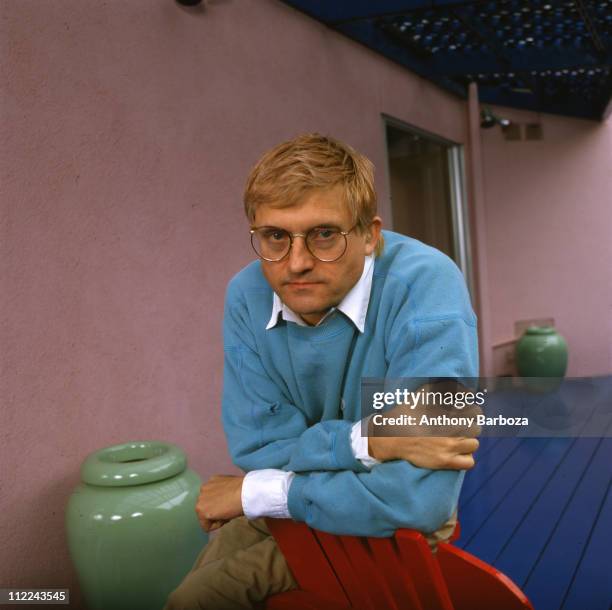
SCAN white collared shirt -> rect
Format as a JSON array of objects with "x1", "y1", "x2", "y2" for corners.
[{"x1": 241, "y1": 255, "x2": 380, "y2": 520}]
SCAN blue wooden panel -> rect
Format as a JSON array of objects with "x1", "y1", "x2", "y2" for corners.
[
  {"x1": 454, "y1": 389, "x2": 612, "y2": 608},
  {"x1": 523, "y1": 438, "x2": 612, "y2": 610},
  {"x1": 457, "y1": 438, "x2": 550, "y2": 549},
  {"x1": 493, "y1": 438, "x2": 602, "y2": 587},
  {"x1": 459, "y1": 438, "x2": 574, "y2": 564},
  {"x1": 458, "y1": 437, "x2": 523, "y2": 511},
  {"x1": 561, "y1": 463, "x2": 612, "y2": 610},
  {"x1": 455, "y1": 436, "x2": 502, "y2": 504}
]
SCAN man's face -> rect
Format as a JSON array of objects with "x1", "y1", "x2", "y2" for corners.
[{"x1": 254, "y1": 186, "x2": 381, "y2": 326}]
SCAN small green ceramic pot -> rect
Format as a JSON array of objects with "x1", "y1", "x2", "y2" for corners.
[
  {"x1": 516, "y1": 326, "x2": 568, "y2": 378},
  {"x1": 66, "y1": 441, "x2": 207, "y2": 610}
]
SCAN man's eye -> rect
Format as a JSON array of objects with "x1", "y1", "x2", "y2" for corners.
[
  {"x1": 312, "y1": 228, "x2": 336, "y2": 240},
  {"x1": 263, "y1": 229, "x2": 286, "y2": 241}
]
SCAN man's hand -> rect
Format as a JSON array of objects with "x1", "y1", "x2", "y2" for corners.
[
  {"x1": 195, "y1": 475, "x2": 245, "y2": 532},
  {"x1": 368, "y1": 435, "x2": 479, "y2": 470},
  {"x1": 367, "y1": 381, "x2": 481, "y2": 470}
]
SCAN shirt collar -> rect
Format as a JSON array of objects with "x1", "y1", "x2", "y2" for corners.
[{"x1": 266, "y1": 254, "x2": 374, "y2": 333}]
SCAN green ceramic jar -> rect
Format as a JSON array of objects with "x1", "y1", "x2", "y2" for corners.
[
  {"x1": 516, "y1": 326, "x2": 568, "y2": 378},
  {"x1": 66, "y1": 441, "x2": 207, "y2": 610}
]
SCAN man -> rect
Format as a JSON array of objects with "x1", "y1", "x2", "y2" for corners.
[{"x1": 165, "y1": 133, "x2": 479, "y2": 609}]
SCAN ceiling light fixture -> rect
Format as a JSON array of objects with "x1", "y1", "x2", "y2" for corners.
[{"x1": 480, "y1": 107, "x2": 512, "y2": 129}]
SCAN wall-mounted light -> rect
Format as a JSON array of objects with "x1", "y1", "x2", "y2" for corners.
[{"x1": 480, "y1": 107, "x2": 511, "y2": 129}]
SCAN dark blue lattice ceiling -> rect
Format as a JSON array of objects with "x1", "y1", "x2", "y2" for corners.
[{"x1": 280, "y1": 0, "x2": 612, "y2": 121}]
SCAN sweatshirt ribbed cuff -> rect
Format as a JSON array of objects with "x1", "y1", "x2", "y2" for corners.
[
  {"x1": 332, "y1": 421, "x2": 370, "y2": 472},
  {"x1": 286, "y1": 473, "x2": 310, "y2": 523},
  {"x1": 351, "y1": 419, "x2": 381, "y2": 469}
]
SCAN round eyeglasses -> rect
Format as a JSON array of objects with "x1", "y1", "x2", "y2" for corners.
[{"x1": 250, "y1": 225, "x2": 356, "y2": 262}]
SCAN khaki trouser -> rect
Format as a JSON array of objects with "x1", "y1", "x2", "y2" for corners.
[
  {"x1": 163, "y1": 517, "x2": 297, "y2": 610},
  {"x1": 164, "y1": 514, "x2": 457, "y2": 610}
]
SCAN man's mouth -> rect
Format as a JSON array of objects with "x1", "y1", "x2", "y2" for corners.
[{"x1": 284, "y1": 281, "x2": 321, "y2": 287}]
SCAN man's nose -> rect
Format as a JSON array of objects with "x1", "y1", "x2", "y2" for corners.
[{"x1": 287, "y1": 236, "x2": 315, "y2": 274}]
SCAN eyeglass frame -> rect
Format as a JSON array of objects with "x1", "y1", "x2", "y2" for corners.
[{"x1": 249, "y1": 223, "x2": 359, "y2": 262}]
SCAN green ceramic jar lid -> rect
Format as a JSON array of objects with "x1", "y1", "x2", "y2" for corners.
[
  {"x1": 524, "y1": 325, "x2": 556, "y2": 335},
  {"x1": 80, "y1": 441, "x2": 187, "y2": 487}
]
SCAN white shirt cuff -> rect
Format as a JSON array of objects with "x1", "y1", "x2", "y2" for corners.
[
  {"x1": 351, "y1": 419, "x2": 381, "y2": 469},
  {"x1": 241, "y1": 469, "x2": 295, "y2": 519}
]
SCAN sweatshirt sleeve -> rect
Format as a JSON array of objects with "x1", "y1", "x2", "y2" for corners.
[{"x1": 287, "y1": 461, "x2": 465, "y2": 536}]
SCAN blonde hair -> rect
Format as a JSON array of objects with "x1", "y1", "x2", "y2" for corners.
[{"x1": 244, "y1": 133, "x2": 383, "y2": 255}]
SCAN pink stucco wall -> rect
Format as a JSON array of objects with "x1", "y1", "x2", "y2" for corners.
[
  {"x1": 1, "y1": 0, "x2": 470, "y2": 603},
  {"x1": 3, "y1": 0, "x2": 610, "y2": 602},
  {"x1": 480, "y1": 107, "x2": 612, "y2": 376}
]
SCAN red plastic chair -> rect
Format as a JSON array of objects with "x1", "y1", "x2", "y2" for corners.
[{"x1": 264, "y1": 519, "x2": 533, "y2": 610}]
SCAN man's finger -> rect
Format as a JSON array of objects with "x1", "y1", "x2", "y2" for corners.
[
  {"x1": 449, "y1": 453, "x2": 476, "y2": 470},
  {"x1": 455, "y1": 437, "x2": 479, "y2": 454}
]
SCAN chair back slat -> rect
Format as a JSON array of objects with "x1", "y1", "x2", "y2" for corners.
[
  {"x1": 265, "y1": 519, "x2": 349, "y2": 606},
  {"x1": 394, "y1": 530, "x2": 455, "y2": 610},
  {"x1": 437, "y1": 542, "x2": 534, "y2": 610},
  {"x1": 367, "y1": 537, "x2": 426, "y2": 610},
  {"x1": 315, "y1": 532, "x2": 399, "y2": 610}
]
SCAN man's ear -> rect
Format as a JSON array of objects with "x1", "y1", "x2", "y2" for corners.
[{"x1": 364, "y1": 216, "x2": 382, "y2": 255}]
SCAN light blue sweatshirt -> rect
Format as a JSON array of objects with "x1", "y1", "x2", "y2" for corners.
[{"x1": 222, "y1": 230, "x2": 478, "y2": 536}]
